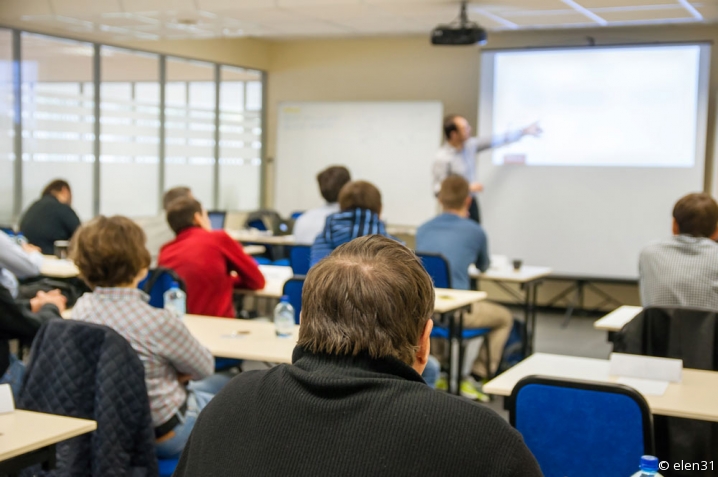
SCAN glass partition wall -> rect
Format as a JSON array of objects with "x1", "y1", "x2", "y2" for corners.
[{"x1": 0, "y1": 29, "x2": 265, "y2": 223}]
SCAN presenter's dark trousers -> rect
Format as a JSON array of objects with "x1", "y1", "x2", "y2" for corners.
[{"x1": 469, "y1": 196, "x2": 481, "y2": 223}]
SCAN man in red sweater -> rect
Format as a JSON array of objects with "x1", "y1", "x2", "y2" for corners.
[{"x1": 159, "y1": 197, "x2": 265, "y2": 318}]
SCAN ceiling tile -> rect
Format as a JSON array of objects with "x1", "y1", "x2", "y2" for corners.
[
  {"x1": 600, "y1": 7, "x2": 694, "y2": 22},
  {"x1": 502, "y1": 10, "x2": 599, "y2": 26},
  {"x1": 121, "y1": 0, "x2": 197, "y2": 13},
  {"x1": 0, "y1": 0, "x2": 53, "y2": 16},
  {"x1": 579, "y1": 0, "x2": 678, "y2": 6},
  {"x1": 51, "y1": 0, "x2": 123, "y2": 16}
]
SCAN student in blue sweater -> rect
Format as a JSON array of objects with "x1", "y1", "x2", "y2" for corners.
[{"x1": 310, "y1": 180, "x2": 440, "y2": 388}]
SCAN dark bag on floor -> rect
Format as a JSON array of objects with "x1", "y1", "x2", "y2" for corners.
[{"x1": 499, "y1": 318, "x2": 525, "y2": 373}]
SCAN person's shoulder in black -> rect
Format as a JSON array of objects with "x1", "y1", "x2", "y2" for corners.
[
  {"x1": 20, "y1": 194, "x2": 81, "y2": 255},
  {"x1": 0, "y1": 283, "x2": 63, "y2": 377},
  {"x1": 174, "y1": 348, "x2": 541, "y2": 477}
]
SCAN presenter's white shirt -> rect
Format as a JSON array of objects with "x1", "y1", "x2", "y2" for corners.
[
  {"x1": 432, "y1": 130, "x2": 524, "y2": 195},
  {"x1": 293, "y1": 203, "x2": 340, "y2": 245}
]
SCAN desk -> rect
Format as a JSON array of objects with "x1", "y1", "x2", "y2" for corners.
[
  {"x1": 40, "y1": 256, "x2": 79, "y2": 279},
  {"x1": 227, "y1": 230, "x2": 296, "y2": 246},
  {"x1": 0, "y1": 410, "x2": 96, "y2": 474},
  {"x1": 483, "y1": 353, "x2": 718, "y2": 423},
  {"x1": 594, "y1": 305, "x2": 643, "y2": 334},
  {"x1": 470, "y1": 265, "x2": 552, "y2": 356},
  {"x1": 243, "y1": 245, "x2": 266, "y2": 256},
  {"x1": 183, "y1": 315, "x2": 298, "y2": 363}
]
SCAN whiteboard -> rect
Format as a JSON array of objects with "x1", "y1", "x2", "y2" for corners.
[{"x1": 275, "y1": 101, "x2": 443, "y2": 227}]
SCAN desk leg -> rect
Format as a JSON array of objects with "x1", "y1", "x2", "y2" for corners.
[
  {"x1": 448, "y1": 312, "x2": 458, "y2": 395},
  {"x1": 522, "y1": 281, "x2": 541, "y2": 356},
  {"x1": 522, "y1": 283, "x2": 531, "y2": 357},
  {"x1": 447, "y1": 309, "x2": 466, "y2": 396}
]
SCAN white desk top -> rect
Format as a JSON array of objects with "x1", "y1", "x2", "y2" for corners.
[
  {"x1": 40, "y1": 256, "x2": 79, "y2": 279},
  {"x1": 434, "y1": 289, "x2": 487, "y2": 313},
  {"x1": 183, "y1": 315, "x2": 298, "y2": 363},
  {"x1": 594, "y1": 305, "x2": 643, "y2": 332},
  {"x1": 0, "y1": 410, "x2": 96, "y2": 462},
  {"x1": 227, "y1": 230, "x2": 296, "y2": 246},
  {"x1": 239, "y1": 265, "x2": 487, "y2": 313},
  {"x1": 469, "y1": 264, "x2": 552, "y2": 283},
  {"x1": 483, "y1": 353, "x2": 718, "y2": 423}
]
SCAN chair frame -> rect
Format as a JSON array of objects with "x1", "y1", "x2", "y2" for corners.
[{"x1": 509, "y1": 375, "x2": 655, "y2": 454}]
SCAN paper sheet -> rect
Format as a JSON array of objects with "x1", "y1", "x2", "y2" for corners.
[{"x1": 616, "y1": 377, "x2": 669, "y2": 396}]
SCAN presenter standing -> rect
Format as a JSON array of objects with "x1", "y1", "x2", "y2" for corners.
[{"x1": 433, "y1": 115, "x2": 541, "y2": 223}]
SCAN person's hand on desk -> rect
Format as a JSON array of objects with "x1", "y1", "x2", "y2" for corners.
[
  {"x1": 30, "y1": 289, "x2": 67, "y2": 313},
  {"x1": 177, "y1": 373, "x2": 192, "y2": 385},
  {"x1": 21, "y1": 243, "x2": 41, "y2": 254},
  {"x1": 469, "y1": 182, "x2": 484, "y2": 193}
]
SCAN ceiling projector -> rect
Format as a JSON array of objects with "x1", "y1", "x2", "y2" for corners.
[{"x1": 431, "y1": 1, "x2": 487, "y2": 46}]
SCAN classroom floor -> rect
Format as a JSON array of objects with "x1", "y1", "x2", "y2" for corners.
[
  {"x1": 482, "y1": 308, "x2": 613, "y2": 419},
  {"x1": 243, "y1": 308, "x2": 613, "y2": 422}
]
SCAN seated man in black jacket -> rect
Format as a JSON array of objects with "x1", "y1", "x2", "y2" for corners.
[
  {"x1": 175, "y1": 235, "x2": 542, "y2": 477},
  {"x1": 0, "y1": 283, "x2": 65, "y2": 399},
  {"x1": 20, "y1": 179, "x2": 81, "y2": 255}
]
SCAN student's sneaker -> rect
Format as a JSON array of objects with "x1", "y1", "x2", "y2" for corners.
[
  {"x1": 460, "y1": 379, "x2": 491, "y2": 403},
  {"x1": 435, "y1": 375, "x2": 448, "y2": 391}
]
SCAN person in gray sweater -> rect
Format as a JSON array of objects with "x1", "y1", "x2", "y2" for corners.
[{"x1": 175, "y1": 235, "x2": 542, "y2": 477}]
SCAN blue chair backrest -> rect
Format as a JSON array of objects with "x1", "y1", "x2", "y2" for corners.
[
  {"x1": 289, "y1": 245, "x2": 311, "y2": 275},
  {"x1": 282, "y1": 277, "x2": 305, "y2": 324},
  {"x1": 417, "y1": 252, "x2": 452, "y2": 289},
  {"x1": 138, "y1": 268, "x2": 186, "y2": 309},
  {"x1": 510, "y1": 376, "x2": 654, "y2": 477}
]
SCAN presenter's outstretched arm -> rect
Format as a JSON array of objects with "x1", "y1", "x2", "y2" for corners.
[{"x1": 475, "y1": 121, "x2": 542, "y2": 152}]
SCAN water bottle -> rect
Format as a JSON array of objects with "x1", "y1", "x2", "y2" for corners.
[
  {"x1": 630, "y1": 455, "x2": 663, "y2": 477},
  {"x1": 164, "y1": 282, "x2": 186, "y2": 318},
  {"x1": 274, "y1": 295, "x2": 295, "y2": 338}
]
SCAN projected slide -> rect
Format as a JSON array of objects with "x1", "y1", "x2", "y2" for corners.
[{"x1": 490, "y1": 45, "x2": 701, "y2": 167}]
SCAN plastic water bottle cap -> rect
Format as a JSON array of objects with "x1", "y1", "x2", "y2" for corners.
[
  {"x1": 280, "y1": 295, "x2": 290, "y2": 303},
  {"x1": 640, "y1": 456, "x2": 659, "y2": 472},
  {"x1": 170, "y1": 281, "x2": 180, "y2": 289}
]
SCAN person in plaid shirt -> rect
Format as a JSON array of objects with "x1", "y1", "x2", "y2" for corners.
[{"x1": 71, "y1": 215, "x2": 227, "y2": 459}]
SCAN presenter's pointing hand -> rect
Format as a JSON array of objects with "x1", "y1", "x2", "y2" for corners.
[
  {"x1": 470, "y1": 182, "x2": 484, "y2": 193},
  {"x1": 522, "y1": 122, "x2": 542, "y2": 137}
]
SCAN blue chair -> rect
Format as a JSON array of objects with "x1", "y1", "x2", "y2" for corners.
[
  {"x1": 290, "y1": 211, "x2": 304, "y2": 220},
  {"x1": 416, "y1": 252, "x2": 491, "y2": 340},
  {"x1": 510, "y1": 375, "x2": 654, "y2": 477},
  {"x1": 138, "y1": 268, "x2": 186, "y2": 309},
  {"x1": 159, "y1": 457, "x2": 179, "y2": 477},
  {"x1": 417, "y1": 252, "x2": 492, "y2": 385},
  {"x1": 289, "y1": 245, "x2": 311, "y2": 275},
  {"x1": 272, "y1": 258, "x2": 290, "y2": 266},
  {"x1": 282, "y1": 276, "x2": 305, "y2": 324}
]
